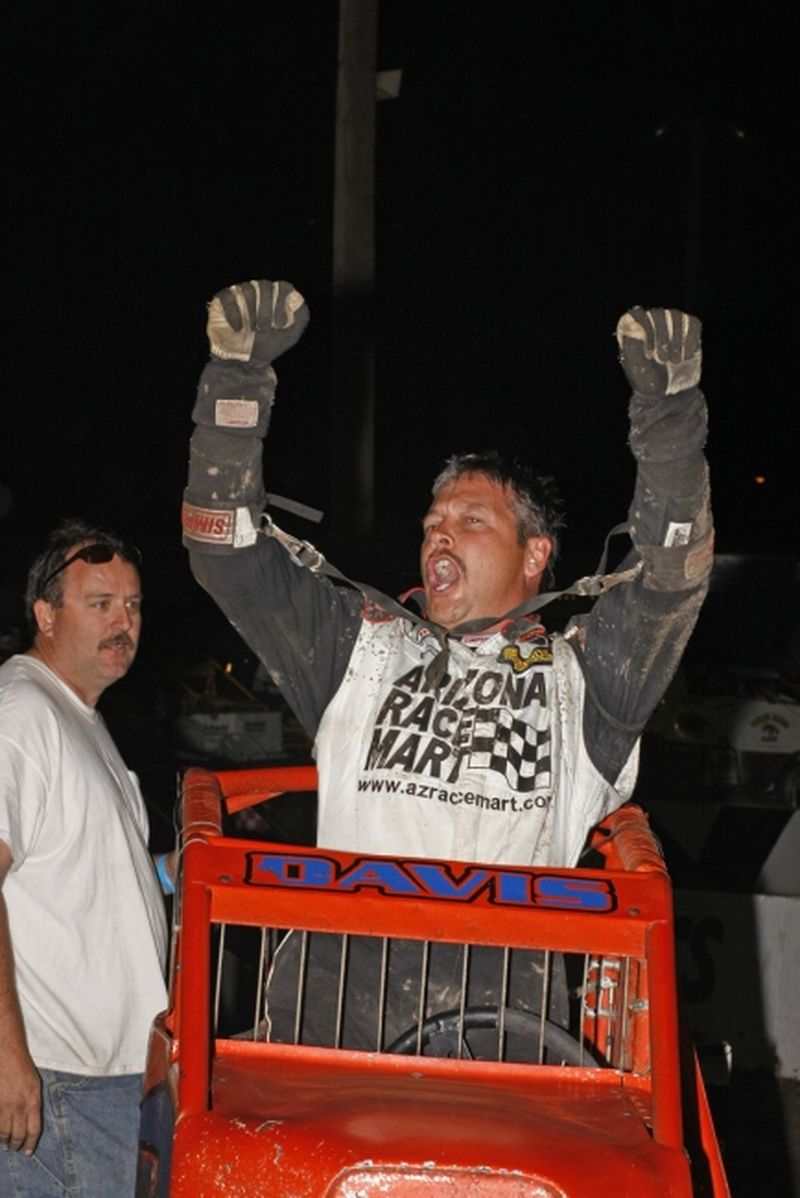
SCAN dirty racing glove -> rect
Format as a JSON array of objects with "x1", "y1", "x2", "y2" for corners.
[
  {"x1": 183, "y1": 279, "x2": 309, "y2": 552},
  {"x1": 192, "y1": 279, "x2": 309, "y2": 437},
  {"x1": 207, "y1": 279, "x2": 308, "y2": 364},
  {"x1": 616, "y1": 306, "x2": 701, "y2": 398}
]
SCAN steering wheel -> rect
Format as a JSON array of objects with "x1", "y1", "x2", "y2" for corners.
[{"x1": 386, "y1": 1005, "x2": 591, "y2": 1065}]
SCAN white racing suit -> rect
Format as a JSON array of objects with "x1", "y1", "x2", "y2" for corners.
[{"x1": 313, "y1": 613, "x2": 641, "y2": 868}]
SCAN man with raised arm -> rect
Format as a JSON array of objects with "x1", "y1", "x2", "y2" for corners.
[{"x1": 182, "y1": 282, "x2": 712, "y2": 868}]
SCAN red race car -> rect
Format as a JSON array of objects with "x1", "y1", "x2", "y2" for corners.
[{"x1": 137, "y1": 765, "x2": 730, "y2": 1197}]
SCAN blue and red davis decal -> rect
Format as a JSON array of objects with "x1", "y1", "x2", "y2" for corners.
[{"x1": 244, "y1": 852, "x2": 615, "y2": 913}]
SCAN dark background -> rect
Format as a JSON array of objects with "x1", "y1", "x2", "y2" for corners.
[
  {"x1": 3, "y1": 7, "x2": 798, "y2": 1189},
  {"x1": 3, "y1": 1, "x2": 795, "y2": 646}
]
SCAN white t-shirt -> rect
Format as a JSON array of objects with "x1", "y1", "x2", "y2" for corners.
[{"x1": 0, "y1": 655, "x2": 168, "y2": 1075}]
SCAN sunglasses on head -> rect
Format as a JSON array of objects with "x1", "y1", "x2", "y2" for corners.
[{"x1": 41, "y1": 542, "x2": 142, "y2": 591}]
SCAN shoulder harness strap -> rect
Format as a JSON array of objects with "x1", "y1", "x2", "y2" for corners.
[{"x1": 260, "y1": 509, "x2": 641, "y2": 689}]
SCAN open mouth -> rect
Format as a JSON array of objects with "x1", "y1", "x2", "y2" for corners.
[{"x1": 426, "y1": 554, "x2": 462, "y2": 594}]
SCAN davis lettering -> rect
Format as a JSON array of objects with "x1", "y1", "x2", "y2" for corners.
[{"x1": 246, "y1": 850, "x2": 614, "y2": 913}]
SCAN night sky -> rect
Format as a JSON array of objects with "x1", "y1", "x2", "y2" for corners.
[{"x1": 3, "y1": 1, "x2": 796, "y2": 654}]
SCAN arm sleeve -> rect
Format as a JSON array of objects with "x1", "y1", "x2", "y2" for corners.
[
  {"x1": 191, "y1": 541, "x2": 362, "y2": 738},
  {"x1": 0, "y1": 732, "x2": 50, "y2": 867},
  {"x1": 572, "y1": 383, "x2": 713, "y2": 783},
  {"x1": 183, "y1": 357, "x2": 363, "y2": 737},
  {"x1": 183, "y1": 359, "x2": 272, "y2": 550}
]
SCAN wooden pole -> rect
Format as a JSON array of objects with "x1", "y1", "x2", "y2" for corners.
[{"x1": 330, "y1": 0, "x2": 377, "y2": 566}]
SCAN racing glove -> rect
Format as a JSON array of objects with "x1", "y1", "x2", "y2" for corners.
[
  {"x1": 616, "y1": 306, "x2": 701, "y2": 398},
  {"x1": 183, "y1": 279, "x2": 309, "y2": 551}
]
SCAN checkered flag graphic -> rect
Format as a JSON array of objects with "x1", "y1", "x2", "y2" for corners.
[{"x1": 468, "y1": 713, "x2": 552, "y2": 793}]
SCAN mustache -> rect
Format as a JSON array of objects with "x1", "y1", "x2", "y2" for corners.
[{"x1": 99, "y1": 632, "x2": 135, "y2": 652}]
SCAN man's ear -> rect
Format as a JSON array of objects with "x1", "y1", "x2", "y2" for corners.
[
  {"x1": 523, "y1": 536, "x2": 552, "y2": 589},
  {"x1": 32, "y1": 597, "x2": 56, "y2": 638}
]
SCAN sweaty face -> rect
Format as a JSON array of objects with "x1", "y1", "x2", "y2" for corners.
[
  {"x1": 33, "y1": 553, "x2": 142, "y2": 706},
  {"x1": 420, "y1": 473, "x2": 550, "y2": 630}
]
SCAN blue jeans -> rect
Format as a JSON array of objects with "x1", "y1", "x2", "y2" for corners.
[{"x1": 0, "y1": 1070, "x2": 142, "y2": 1197}]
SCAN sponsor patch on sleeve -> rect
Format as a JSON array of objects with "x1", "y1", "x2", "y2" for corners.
[
  {"x1": 181, "y1": 502, "x2": 235, "y2": 544},
  {"x1": 664, "y1": 521, "x2": 692, "y2": 548},
  {"x1": 215, "y1": 397, "x2": 259, "y2": 428}
]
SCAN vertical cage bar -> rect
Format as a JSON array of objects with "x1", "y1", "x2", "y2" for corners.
[
  {"x1": 377, "y1": 937, "x2": 389, "y2": 1051},
  {"x1": 415, "y1": 940, "x2": 430, "y2": 1056},
  {"x1": 334, "y1": 934, "x2": 350, "y2": 1049},
  {"x1": 580, "y1": 953, "x2": 593, "y2": 1064},
  {"x1": 293, "y1": 931, "x2": 309, "y2": 1045},
  {"x1": 252, "y1": 926, "x2": 269, "y2": 1040},
  {"x1": 620, "y1": 956, "x2": 631, "y2": 1070},
  {"x1": 605, "y1": 956, "x2": 617, "y2": 1064},
  {"x1": 212, "y1": 922, "x2": 226, "y2": 1036},
  {"x1": 537, "y1": 949, "x2": 552, "y2": 1064},
  {"x1": 498, "y1": 947, "x2": 510, "y2": 1061},
  {"x1": 457, "y1": 943, "x2": 470, "y2": 1060}
]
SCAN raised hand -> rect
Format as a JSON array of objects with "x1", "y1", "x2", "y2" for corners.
[
  {"x1": 616, "y1": 307, "x2": 701, "y2": 397},
  {"x1": 207, "y1": 279, "x2": 309, "y2": 364}
]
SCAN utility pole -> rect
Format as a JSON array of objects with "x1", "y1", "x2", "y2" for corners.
[{"x1": 330, "y1": 0, "x2": 378, "y2": 567}]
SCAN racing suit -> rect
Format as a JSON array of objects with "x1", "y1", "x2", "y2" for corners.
[{"x1": 182, "y1": 290, "x2": 713, "y2": 871}]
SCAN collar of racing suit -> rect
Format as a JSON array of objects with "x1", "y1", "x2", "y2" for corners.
[{"x1": 261, "y1": 510, "x2": 642, "y2": 688}]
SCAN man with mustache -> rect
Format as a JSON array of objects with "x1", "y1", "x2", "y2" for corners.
[
  {"x1": 0, "y1": 520, "x2": 170, "y2": 1194},
  {"x1": 182, "y1": 281, "x2": 712, "y2": 873}
]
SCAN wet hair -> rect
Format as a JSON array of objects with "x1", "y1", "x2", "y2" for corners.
[
  {"x1": 24, "y1": 518, "x2": 140, "y2": 635},
  {"x1": 431, "y1": 451, "x2": 566, "y2": 588}
]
